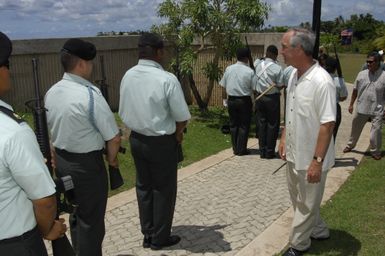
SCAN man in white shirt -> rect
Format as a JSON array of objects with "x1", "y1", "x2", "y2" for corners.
[{"x1": 278, "y1": 28, "x2": 336, "y2": 256}]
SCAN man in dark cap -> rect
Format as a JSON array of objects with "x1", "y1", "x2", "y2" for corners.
[
  {"x1": 119, "y1": 32, "x2": 191, "y2": 250},
  {"x1": 0, "y1": 32, "x2": 67, "y2": 255},
  {"x1": 220, "y1": 47, "x2": 255, "y2": 155},
  {"x1": 45, "y1": 38, "x2": 121, "y2": 256}
]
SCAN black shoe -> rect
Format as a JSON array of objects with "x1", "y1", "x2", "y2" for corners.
[
  {"x1": 150, "y1": 235, "x2": 181, "y2": 250},
  {"x1": 143, "y1": 235, "x2": 151, "y2": 248},
  {"x1": 238, "y1": 150, "x2": 250, "y2": 156},
  {"x1": 283, "y1": 247, "x2": 306, "y2": 256}
]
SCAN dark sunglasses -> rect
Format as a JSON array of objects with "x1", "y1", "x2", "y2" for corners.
[{"x1": 366, "y1": 60, "x2": 375, "y2": 64}]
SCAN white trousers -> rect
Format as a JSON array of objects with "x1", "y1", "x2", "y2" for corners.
[{"x1": 286, "y1": 162, "x2": 330, "y2": 251}]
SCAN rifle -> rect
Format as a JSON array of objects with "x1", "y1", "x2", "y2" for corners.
[
  {"x1": 245, "y1": 36, "x2": 255, "y2": 72},
  {"x1": 311, "y1": 0, "x2": 322, "y2": 59},
  {"x1": 95, "y1": 56, "x2": 124, "y2": 190},
  {"x1": 96, "y1": 55, "x2": 109, "y2": 103},
  {"x1": 26, "y1": 58, "x2": 76, "y2": 256},
  {"x1": 333, "y1": 44, "x2": 343, "y2": 78}
]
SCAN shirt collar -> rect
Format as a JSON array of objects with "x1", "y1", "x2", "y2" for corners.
[
  {"x1": 236, "y1": 61, "x2": 248, "y2": 66},
  {"x1": 138, "y1": 59, "x2": 164, "y2": 70},
  {"x1": 264, "y1": 58, "x2": 275, "y2": 63},
  {"x1": 62, "y1": 72, "x2": 95, "y2": 88},
  {"x1": 0, "y1": 99, "x2": 13, "y2": 111},
  {"x1": 298, "y1": 61, "x2": 319, "y2": 83}
]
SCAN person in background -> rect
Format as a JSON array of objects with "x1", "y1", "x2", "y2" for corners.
[
  {"x1": 279, "y1": 28, "x2": 336, "y2": 256},
  {"x1": 45, "y1": 38, "x2": 121, "y2": 256},
  {"x1": 254, "y1": 45, "x2": 284, "y2": 159},
  {"x1": 323, "y1": 56, "x2": 348, "y2": 143},
  {"x1": 343, "y1": 51, "x2": 385, "y2": 160},
  {"x1": 119, "y1": 32, "x2": 191, "y2": 250},
  {"x1": 220, "y1": 47, "x2": 255, "y2": 155},
  {"x1": 0, "y1": 31, "x2": 66, "y2": 256}
]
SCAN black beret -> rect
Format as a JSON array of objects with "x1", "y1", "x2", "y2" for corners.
[
  {"x1": 61, "y1": 38, "x2": 96, "y2": 60},
  {"x1": 138, "y1": 32, "x2": 164, "y2": 49},
  {"x1": 0, "y1": 32, "x2": 12, "y2": 67}
]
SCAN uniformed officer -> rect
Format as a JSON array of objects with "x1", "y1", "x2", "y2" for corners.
[
  {"x1": 254, "y1": 45, "x2": 284, "y2": 159},
  {"x1": 45, "y1": 38, "x2": 121, "y2": 256},
  {"x1": 119, "y1": 32, "x2": 191, "y2": 250},
  {"x1": 220, "y1": 47, "x2": 255, "y2": 155},
  {"x1": 0, "y1": 31, "x2": 66, "y2": 256}
]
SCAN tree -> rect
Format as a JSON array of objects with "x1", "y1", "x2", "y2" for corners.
[{"x1": 153, "y1": 0, "x2": 270, "y2": 111}]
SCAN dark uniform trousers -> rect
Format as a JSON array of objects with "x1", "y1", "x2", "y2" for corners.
[
  {"x1": 55, "y1": 149, "x2": 108, "y2": 256},
  {"x1": 227, "y1": 96, "x2": 252, "y2": 155},
  {"x1": 333, "y1": 103, "x2": 342, "y2": 143},
  {"x1": 0, "y1": 226, "x2": 48, "y2": 256},
  {"x1": 129, "y1": 131, "x2": 178, "y2": 245},
  {"x1": 255, "y1": 93, "x2": 280, "y2": 157}
]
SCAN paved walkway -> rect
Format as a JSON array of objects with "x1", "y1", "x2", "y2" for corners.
[{"x1": 47, "y1": 84, "x2": 372, "y2": 256}]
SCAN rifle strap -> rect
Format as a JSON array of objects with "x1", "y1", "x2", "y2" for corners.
[
  {"x1": 86, "y1": 85, "x2": 99, "y2": 132},
  {"x1": 0, "y1": 106, "x2": 25, "y2": 124},
  {"x1": 256, "y1": 61, "x2": 274, "y2": 85}
]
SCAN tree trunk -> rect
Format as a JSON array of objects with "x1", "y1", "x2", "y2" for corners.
[
  {"x1": 187, "y1": 73, "x2": 207, "y2": 111},
  {"x1": 203, "y1": 52, "x2": 220, "y2": 106}
]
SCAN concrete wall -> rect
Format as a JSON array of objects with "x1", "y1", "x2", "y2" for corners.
[{"x1": 5, "y1": 33, "x2": 284, "y2": 111}]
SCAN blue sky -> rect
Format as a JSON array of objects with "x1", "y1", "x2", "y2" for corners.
[{"x1": 1, "y1": 0, "x2": 384, "y2": 40}]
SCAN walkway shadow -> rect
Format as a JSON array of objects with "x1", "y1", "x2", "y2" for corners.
[
  {"x1": 308, "y1": 229, "x2": 361, "y2": 255},
  {"x1": 334, "y1": 157, "x2": 358, "y2": 168},
  {"x1": 172, "y1": 224, "x2": 231, "y2": 253}
]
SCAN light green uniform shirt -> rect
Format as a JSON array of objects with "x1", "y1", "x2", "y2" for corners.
[
  {"x1": 219, "y1": 61, "x2": 255, "y2": 96},
  {"x1": 0, "y1": 100, "x2": 56, "y2": 240},
  {"x1": 45, "y1": 73, "x2": 119, "y2": 153},
  {"x1": 119, "y1": 59, "x2": 191, "y2": 136},
  {"x1": 254, "y1": 58, "x2": 284, "y2": 95}
]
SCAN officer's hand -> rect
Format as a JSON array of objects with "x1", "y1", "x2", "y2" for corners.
[
  {"x1": 278, "y1": 140, "x2": 286, "y2": 161},
  {"x1": 44, "y1": 219, "x2": 67, "y2": 241},
  {"x1": 223, "y1": 99, "x2": 228, "y2": 108},
  {"x1": 176, "y1": 132, "x2": 184, "y2": 144},
  {"x1": 348, "y1": 105, "x2": 353, "y2": 114},
  {"x1": 307, "y1": 161, "x2": 322, "y2": 183}
]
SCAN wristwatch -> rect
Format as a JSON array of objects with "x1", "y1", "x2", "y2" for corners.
[{"x1": 313, "y1": 156, "x2": 323, "y2": 163}]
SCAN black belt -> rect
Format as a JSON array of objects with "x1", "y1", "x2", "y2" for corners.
[
  {"x1": 228, "y1": 95, "x2": 251, "y2": 99},
  {"x1": 0, "y1": 226, "x2": 39, "y2": 244}
]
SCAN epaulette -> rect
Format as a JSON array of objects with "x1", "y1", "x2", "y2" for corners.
[{"x1": 0, "y1": 106, "x2": 25, "y2": 124}]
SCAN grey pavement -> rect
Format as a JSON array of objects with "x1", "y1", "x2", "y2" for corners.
[{"x1": 46, "y1": 83, "x2": 372, "y2": 256}]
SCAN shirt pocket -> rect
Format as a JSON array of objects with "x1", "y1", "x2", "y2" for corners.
[{"x1": 296, "y1": 96, "x2": 313, "y2": 117}]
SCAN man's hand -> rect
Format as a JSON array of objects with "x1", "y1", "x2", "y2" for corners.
[
  {"x1": 44, "y1": 219, "x2": 67, "y2": 241},
  {"x1": 278, "y1": 140, "x2": 286, "y2": 161},
  {"x1": 223, "y1": 99, "x2": 228, "y2": 108},
  {"x1": 348, "y1": 104, "x2": 354, "y2": 114},
  {"x1": 176, "y1": 132, "x2": 184, "y2": 144},
  {"x1": 307, "y1": 160, "x2": 322, "y2": 183}
]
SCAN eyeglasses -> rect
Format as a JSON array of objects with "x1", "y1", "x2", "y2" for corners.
[{"x1": 366, "y1": 60, "x2": 375, "y2": 64}]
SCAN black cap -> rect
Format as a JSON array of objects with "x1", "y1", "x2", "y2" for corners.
[
  {"x1": 138, "y1": 32, "x2": 164, "y2": 49},
  {"x1": 0, "y1": 32, "x2": 12, "y2": 67},
  {"x1": 61, "y1": 38, "x2": 96, "y2": 60}
]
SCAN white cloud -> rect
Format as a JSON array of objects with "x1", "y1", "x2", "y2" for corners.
[{"x1": 0, "y1": 0, "x2": 384, "y2": 39}]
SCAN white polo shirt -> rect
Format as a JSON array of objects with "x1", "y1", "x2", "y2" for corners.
[{"x1": 285, "y1": 62, "x2": 336, "y2": 171}]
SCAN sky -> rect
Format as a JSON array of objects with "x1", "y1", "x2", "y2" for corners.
[{"x1": 1, "y1": 0, "x2": 385, "y2": 40}]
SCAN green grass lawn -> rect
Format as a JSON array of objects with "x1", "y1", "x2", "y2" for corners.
[
  {"x1": 338, "y1": 53, "x2": 366, "y2": 83},
  {"x1": 305, "y1": 128, "x2": 385, "y2": 256}
]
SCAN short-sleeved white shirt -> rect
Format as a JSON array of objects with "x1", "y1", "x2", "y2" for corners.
[
  {"x1": 45, "y1": 73, "x2": 119, "y2": 153},
  {"x1": 331, "y1": 75, "x2": 348, "y2": 103},
  {"x1": 219, "y1": 61, "x2": 255, "y2": 97},
  {"x1": 285, "y1": 63, "x2": 336, "y2": 171},
  {"x1": 119, "y1": 59, "x2": 191, "y2": 136},
  {"x1": 354, "y1": 68, "x2": 385, "y2": 115},
  {"x1": 0, "y1": 100, "x2": 56, "y2": 240}
]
